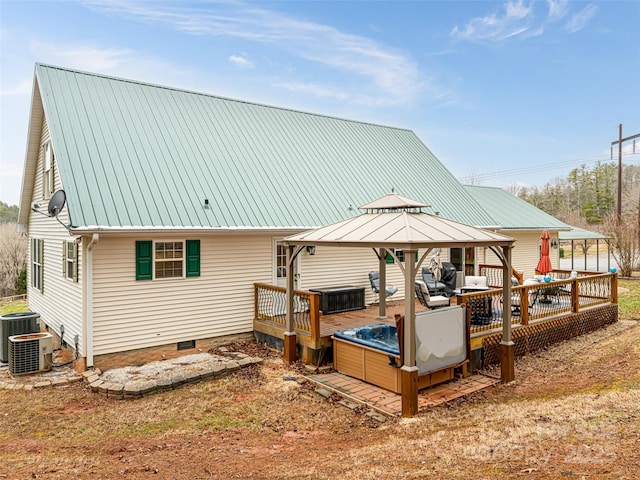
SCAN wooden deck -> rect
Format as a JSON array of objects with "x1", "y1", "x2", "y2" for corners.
[
  {"x1": 305, "y1": 371, "x2": 499, "y2": 416},
  {"x1": 317, "y1": 299, "x2": 425, "y2": 338}
]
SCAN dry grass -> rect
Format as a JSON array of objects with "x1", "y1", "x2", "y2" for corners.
[
  {"x1": 617, "y1": 277, "x2": 640, "y2": 320},
  {"x1": 1, "y1": 322, "x2": 639, "y2": 479}
]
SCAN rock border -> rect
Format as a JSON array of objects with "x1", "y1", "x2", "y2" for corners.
[
  {"x1": 0, "y1": 374, "x2": 83, "y2": 391},
  {"x1": 85, "y1": 352, "x2": 264, "y2": 399}
]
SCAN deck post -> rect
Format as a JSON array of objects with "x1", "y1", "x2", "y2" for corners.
[
  {"x1": 284, "y1": 245, "x2": 297, "y2": 364},
  {"x1": 401, "y1": 248, "x2": 418, "y2": 417},
  {"x1": 571, "y1": 277, "x2": 579, "y2": 313},
  {"x1": 400, "y1": 366, "x2": 419, "y2": 417},
  {"x1": 309, "y1": 292, "x2": 321, "y2": 341},
  {"x1": 500, "y1": 245, "x2": 515, "y2": 383},
  {"x1": 378, "y1": 248, "x2": 387, "y2": 318}
]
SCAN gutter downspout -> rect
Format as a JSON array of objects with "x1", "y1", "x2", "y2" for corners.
[{"x1": 86, "y1": 233, "x2": 99, "y2": 369}]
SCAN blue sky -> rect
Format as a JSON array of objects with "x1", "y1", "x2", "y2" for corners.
[{"x1": 1, "y1": 0, "x2": 639, "y2": 206}]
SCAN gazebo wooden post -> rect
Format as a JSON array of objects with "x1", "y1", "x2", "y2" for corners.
[
  {"x1": 284, "y1": 245, "x2": 297, "y2": 364},
  {"x1": 401, "y1": 248, "x2": 418, "y2": 417},
  {"x1": 378, "y1": 248, "x2": 388, "y2": 318},
  {"x1": 500, "y1": 245, "x2": 515, "y2": 383}
]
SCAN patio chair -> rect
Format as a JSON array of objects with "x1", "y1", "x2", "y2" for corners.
[
  {"x1": 368, "y1": 271, "x2": 398, "y2": 305},
  {"x1": 415, "y1": 281, "x2": 450, "y2": 309},
  {"x1": 500, "y1": 277, "x2": 522, "y2": 315},
  {"x1": 421, "y1": 267, "x2": 446, "y2": 295}
]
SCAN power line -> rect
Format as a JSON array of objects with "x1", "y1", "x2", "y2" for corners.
[
  {"x1": 457, "y1": 153, "x2": 614, "y2": 183},
  {"x1": 611, "y1": 125, "x2": 640, "y2": 224}
]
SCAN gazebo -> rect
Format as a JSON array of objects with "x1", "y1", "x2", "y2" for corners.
[{"x1": 282, "y1": 192, "x2": 517, "y2": 417}]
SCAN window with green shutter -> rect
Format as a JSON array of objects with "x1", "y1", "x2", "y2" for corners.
[
  {"x1": 385, "y1": 248, "x2": 417, "y2": 264},
  {"x1": 32, "y1": 238, "x2": 44, "y2": 292},
  {"x1": 136, "y1": 240, "x2": 153, "y2": 280},
  {"x1": 63, "y1": 241, "x2": 79, "y2": 282},
  {"x1": 186, "y1": 240, "x2": 200, "y2": 277},
  {"x1": 42, "y1": 142, "x2": 55, "y2": 199}
]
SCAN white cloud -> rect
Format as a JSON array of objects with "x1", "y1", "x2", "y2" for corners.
[
  {"x1": 0, "y1": 79, "x2": 31, "y2": 96},
  {"x1": 228, "y1": 55, "x2": 253, "y2": 69},
  {"x1": 274, "y1": 82, "x2": 349, "y2": 101},
  {"x1": 81, "y1": 0, "x2": 427, "y2": 106},
  {"x1": 452, "y1": 0, "x2": 596, "y2": 43},
  {"x1": 564, "y1": 4, "x2": 598, "y2": 33},
  {"x1": 547, "y1": 0, "x2": 569, "y2": 21},
  {"x1": 451, "y1": 0, "x2": 534, "y2": 42},
  {"x1": 31, "y1": 42, "x2": 136, "y2": 72}
]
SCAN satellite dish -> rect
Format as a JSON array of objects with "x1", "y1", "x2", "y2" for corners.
[{"x1": 47, "y1": 190, "x2": 66, "y2": 217}]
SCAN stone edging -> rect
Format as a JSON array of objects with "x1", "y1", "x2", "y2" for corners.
[
  {"x1": 0, "y1": 375, "x2": 83, "y2": 391},
  {"x1": 84, "y1": 352, "x2": 264, "y2": 399}
]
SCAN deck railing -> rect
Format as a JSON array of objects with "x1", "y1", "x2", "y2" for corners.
[
  {"x1": 254, "y1": 273, "x2": 616, "y2": 342},
  {"x1": 254, "y1": 283, "x2": 321, "y2": 340},
  {"x1": 479, "y1": 264, "x2": 523, "y2": 288},
  {"x1": 460, "y1": 272, "x2": 616, "y2": 336}
]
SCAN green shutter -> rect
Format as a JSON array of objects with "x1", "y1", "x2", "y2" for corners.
[
  {"x1": 385, "y1": 248, "x2": 394, "y2": 264},
  {"x1": 62, "y1": 241, "x2": 67, "y2": 277},
  {"x1": 50, "y1": 152, "x2": 55, "y2": 194},
  {"x1": 136, "y1": 240, "x2": 152, "y2": 280},
  {"x1": 39, "y1": 239, "x2": 44, "y2": 293},
  {"x1": 186, "y1": 240, "x2": 200, "y2": 277},
  {"x1": 73, "y1": 242, "x2": 79, "y2": 282},
  {"x1": 31, "y1": 239, "x2": 36, "y2": 288}
]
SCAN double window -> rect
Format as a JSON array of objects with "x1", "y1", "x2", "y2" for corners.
[
  {"x1": 136, "y1": 240, "x2": 200, "y2": 280},
  {"x1": 32, "y1": 238, "x2": 44, "y2": 292},
  {"x1": 42, "y1": 142, "x2": 55, "y2": 199},
  {"x1": 63, "y1": 241, "x2": 79, "y2": 282}
]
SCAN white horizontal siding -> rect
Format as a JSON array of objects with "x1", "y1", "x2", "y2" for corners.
[
  {"x1": 91, "y1": 234, "x2": 272, "y2": 355},
  {"x1": 299, "y1": 247, "x2": 442, "y2": 304},
  {"x1": 26, "y1": 117, "x2": 83, "y2": 353},
  {"x1": 471, "y1": 231, "x2": 558, "y2": 280},
  {"x1": 509, "y1": 231, "x2": 542, "y2": 279}
]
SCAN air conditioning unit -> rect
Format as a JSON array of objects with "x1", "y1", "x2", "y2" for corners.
[
  {"x1": 0, "y1": 312, "x2": 41, "y2": 363},
  {"x1": 8, "y1": 332, "x2": 53, "y2": 376}
]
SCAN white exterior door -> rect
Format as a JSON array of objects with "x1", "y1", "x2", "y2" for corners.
[
  {"x1": 273, "y1": 241, "x2": 303, "y2": 315},
  {"x1": 274, "y1": 240, "x2": 300, "y2": 289}
]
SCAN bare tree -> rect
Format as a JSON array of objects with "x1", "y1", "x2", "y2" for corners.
[
  {"x1": 0, "y1": 223, "x2": 27, "y2": 296},
  {"x1": 460, "y1": 170, "x2": 483, "y2": 186},
  {"x1": 603, "y1": 212, "x2": 639, "y2": 277},
  {"x1": 504, "y1": 182, "x2": 524, "y2": 197}
]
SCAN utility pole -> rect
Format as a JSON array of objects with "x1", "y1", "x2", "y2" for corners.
[{"x1": 610, "y1": 124, "x2": 640, "y2": 224}]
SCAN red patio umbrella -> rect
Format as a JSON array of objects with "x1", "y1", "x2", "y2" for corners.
[{"x1": 536, "y1": 230, "x2": 552, "y2": 275}]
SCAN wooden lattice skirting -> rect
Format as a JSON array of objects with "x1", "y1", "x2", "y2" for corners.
[{"x1": 482, "y1": 305, "x2": 619, "y2": 367}]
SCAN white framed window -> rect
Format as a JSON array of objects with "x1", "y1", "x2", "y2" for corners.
[
  {"x1": 154, "y1": 241, "x2": 184, "y2": 279},
  {"x1": 276, "y1": 242, "x2": 287, "y2": 280},
  {"x1": 42, "y1": 142, "x2": 55, "y2": 199},
  {"x1": 32, "y1": 238, "x2": 44, "y2": 292},
  {"x1": 136, "y1": 240, "x2": 200, "y2": 280},
  {"x1": 63, "y1": 241, "x2": 78, "y2": 282}
]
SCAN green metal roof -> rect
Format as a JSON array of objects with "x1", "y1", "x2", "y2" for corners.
[
  {"x1": 464, "y1": 185, "x2": 571, "y2": 231},
  {"x1": 33, "y1": 63, "x2": 496, "y2": 229},
  {"x1": 559, "y1": 226, "x2": 610, "y2": 240}
]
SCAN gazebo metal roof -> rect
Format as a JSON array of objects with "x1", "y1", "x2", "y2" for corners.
[{"x1": 284, "y1": 192, "x2": 514, "y2": 249}]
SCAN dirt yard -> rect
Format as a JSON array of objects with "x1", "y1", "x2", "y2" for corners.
[{"x1": 1, "y1": 319, "x2": 639, "y2": 480}]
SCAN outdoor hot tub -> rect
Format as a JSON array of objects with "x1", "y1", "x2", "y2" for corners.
[
  {"x1": 332, "y1": 307, "x2": 470, "y2": 394},
  {"x1": 333, "y1": 323, "x2": 399, "y2": 355}
]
